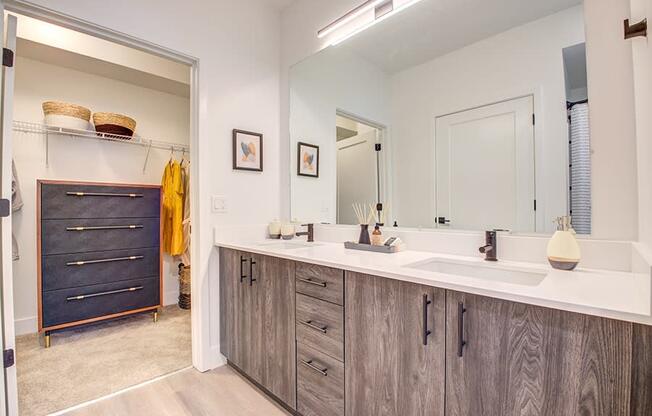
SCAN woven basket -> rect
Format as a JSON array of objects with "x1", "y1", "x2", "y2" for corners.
[
  {"x1": 42, "y1": 101, "x2": 91, "y2": 121},
  {"x1": 93, "y1": 112, "x2": 137, "y2": 138}
]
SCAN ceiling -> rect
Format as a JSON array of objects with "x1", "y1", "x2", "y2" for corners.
[
  {"x1": 339, "y1": 0, "x2": 583, "y2": 74},
  {"x1": 261, "y1": 0, "x2": 297, "y2": 10}
]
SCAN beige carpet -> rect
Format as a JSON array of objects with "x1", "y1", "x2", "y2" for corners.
[{"x1": 16, "y1": 305, "x2": 191, "y2": 416}]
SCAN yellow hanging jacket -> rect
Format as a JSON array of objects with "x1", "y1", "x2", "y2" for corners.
[{"x1": 162, "y1": 160, "x2": 184, "y2": 256}]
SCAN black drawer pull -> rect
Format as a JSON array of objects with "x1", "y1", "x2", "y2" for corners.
[
  {"x1": 66, "y1": 192, "x2": 143, "y2": 198},
  {"x1": 66, "y1": 286, "x2": 143, "y2": 301},
  {"x1": 423, "y1": 294, "x2": 432, "y2": 346},
  {"x1": 458, "y1": 302, "x2": 467, "y2": 357},
  {"x1": 299, "y1": 320, "x2": 328, "y2": 333},
  {"x1": 249, "y1": 258, "x2": 257, "y2": 286},
  {"x1": 66, "y1": 255, "x2": 144, "y2": 266},
  {"x1": 66, "y1": 225, "x2": 144, "y2": 231},
  {"x1": 300, "y1": 359, "x2": 328, "y2": 376},
  {"x1": 297, "y1": 277, "x2": 327, "y2": 287}
]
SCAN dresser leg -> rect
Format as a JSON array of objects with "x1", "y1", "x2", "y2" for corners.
[
  {"x1": 44, "y1": 331, "x2": 51, "y2": 348},
  {"x1": 153, "y1": 310, "x2": 159, "y2": 323}
]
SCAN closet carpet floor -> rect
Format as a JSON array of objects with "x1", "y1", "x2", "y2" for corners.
[{"x1": 16, "y1": 305, "x2": 191, "y2": 416}]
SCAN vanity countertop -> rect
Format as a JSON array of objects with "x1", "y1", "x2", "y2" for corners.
[{"x1": 215, "y1": 239, "x2": 652, "y2": 326}]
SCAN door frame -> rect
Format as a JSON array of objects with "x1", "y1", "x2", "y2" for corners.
[
  {"x1": 3, "y1": 0, "x2": 209, "y2": 384},
  {"x1": 335, "y1": 109, "x2": 390, "y2": 224},
  {"x1": 433, "y1": 91, "x2": 545, "y2": 232}
]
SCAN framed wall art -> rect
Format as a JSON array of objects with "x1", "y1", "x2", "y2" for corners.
[
  {"x1": 233, "y1": 129, "x2": 263, "y2": 172},
  {"x1": 297, "y1": 142, "x2": 319, "y2": 178}
]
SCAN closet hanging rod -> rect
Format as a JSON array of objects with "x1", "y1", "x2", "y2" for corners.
[{"x1": 11, "y1": 120, "x2": 189, "y2": 152}]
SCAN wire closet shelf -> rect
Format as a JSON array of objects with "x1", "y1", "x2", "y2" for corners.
[{"x1": 12, "y1": 120, "x2": 189, "y2": 171}]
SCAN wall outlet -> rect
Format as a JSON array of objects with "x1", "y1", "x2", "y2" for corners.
[{"x1": 212, "y1": 195, "x2": 227, "y2": 213}]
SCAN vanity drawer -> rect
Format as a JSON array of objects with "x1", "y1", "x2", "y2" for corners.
[
  {"x1": 296, "y1": 262, "x2": 343, "y2": 306},
  {"x1": 296, "y1": 293, "x2": 343, "y2": 361},
  {"x1": 41, "y1": 276, "x2": 160, "y2": 328},
  {"x1": 297, "y1": 343, "x2": 344, "y2": 416},
  {"x1": 40, "y1": 183, "x2": 161, "y2": 220},
  {"x1": 41, "y1": 247, "x2": 160, "y2": 292},
  {"x1": 41, "y1": 218, "x2": 160, "y2": 255}
]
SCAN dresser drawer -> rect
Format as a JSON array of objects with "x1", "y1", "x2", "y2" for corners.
[
  {"x1": 41, "y1": 247, "x2": 160, "y2": 292},
  {"x1": 297, "y1": 343, "x2": 344, "y2": 416},
  {"x1": 42, "y1": 277, "x2": 160, "y2": 328},
  {"x1": 296, "y1": 293, "x2": 343, "y2": 361},
  {"x1": 41, "y1": 218, "x2": 160, "y2": 255},
  {"x1": 40, "y1": 183, "x2": 160, "y2": 220},
  {"x1": 296, "y1": 262, "x2": 343, "y2": 306}
]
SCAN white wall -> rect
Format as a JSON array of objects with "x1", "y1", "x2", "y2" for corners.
[
  {"x1": 12, "y1": 56, "x2": 190, "y2": 335},
  {"x1": 15, "y1": 0, "x2": 282, "y2": 371},
  {"x1": 290, "y1": 47, "x2": 389, "y2": 223},
  {"x1": 282, "y1": 0, "x2": 641, "y2": 241},
  {"x1": 389, "y1": 6, "x2": 584, "y2": 232},
  {"x1": 631, "y1": 0, "x2": 652, "y2": 250}
]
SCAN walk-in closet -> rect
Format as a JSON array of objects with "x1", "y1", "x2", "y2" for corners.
[{"x1": 7, "y1": 12, "x2": 192, "y2": 415}]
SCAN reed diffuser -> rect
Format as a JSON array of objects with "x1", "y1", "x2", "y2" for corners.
[{"x1": 353, "y1": 203, "x2": 375, "y2": 244}]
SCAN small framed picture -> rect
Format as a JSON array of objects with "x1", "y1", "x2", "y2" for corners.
[
  {"x1": 297, "y1": 142, "x2": 319, "y2": 178},
  {"x1": 233, "y1": 129, "x2": 263, "y2": 172}
]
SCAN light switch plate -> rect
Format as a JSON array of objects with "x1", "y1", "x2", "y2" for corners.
[{"x1": 212, "y1": 195, "x2": 227, "y2": 213}]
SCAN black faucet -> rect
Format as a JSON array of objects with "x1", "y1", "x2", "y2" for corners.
[
  {"x1": 479, "y1": 230, "x2": 498, "y2": 261},
  {"x1": 296, "y1": 223, "x2": 314, "y2": 242}
]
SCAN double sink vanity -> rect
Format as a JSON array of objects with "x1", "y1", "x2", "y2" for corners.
[{"x1": 217, "y1": 237, "x2": 652, "y2": 416}]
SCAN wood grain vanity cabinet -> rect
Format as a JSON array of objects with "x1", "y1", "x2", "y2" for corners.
[
  {"x1": 345, "y1": 271, "x2": 446, "y2": 416},
  {"x1": 446, "y1": 291, "x2": 650, "y2": 416},
  {"x1": 219, "y1": 248, "x2": 296, "y2": 409}
]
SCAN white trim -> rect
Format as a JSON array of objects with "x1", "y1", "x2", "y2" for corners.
[
  {"x1": 4, "y1": 0, "x2": 210, "y2": 380},
  {"x1": 47, "y1": 366, "x2": 194, "y2": 416}
]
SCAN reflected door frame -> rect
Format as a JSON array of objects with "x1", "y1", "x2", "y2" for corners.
[{"x1": 335, "y1": 109, "x2": 390, "y2": 225}]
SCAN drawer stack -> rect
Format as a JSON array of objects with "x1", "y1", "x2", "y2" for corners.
[
  {"x1": 295, "y1": 262, "x2": 345, "y2": 416},
  {"x1": 38, "y1": 181, "x2": 162, "y2": 346}
]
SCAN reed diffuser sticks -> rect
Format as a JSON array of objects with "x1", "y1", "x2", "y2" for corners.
[{"x1": 352, "y1": 202, "x2": 375, "y2": 225}]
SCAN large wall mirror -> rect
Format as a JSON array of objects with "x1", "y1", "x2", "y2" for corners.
[{"x1": 290, "y1": 0, "x2": 592, "y2": 235}]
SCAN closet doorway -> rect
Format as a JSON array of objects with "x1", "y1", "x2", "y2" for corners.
[{"x1": 0, "y1": 8, "x2": 199, "y2": 416}]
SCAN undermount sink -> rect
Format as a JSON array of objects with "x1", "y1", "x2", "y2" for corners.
[
  {"x1": 255, "y1": 240, "x2": 322, "y2": 249},
  {"x1": 406, "y1": 258, "x2": 547, "y2": 287}
]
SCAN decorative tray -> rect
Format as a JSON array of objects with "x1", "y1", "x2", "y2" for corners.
[{"x1": 344, "y1": 241, "x2": 404, "y2": 253}]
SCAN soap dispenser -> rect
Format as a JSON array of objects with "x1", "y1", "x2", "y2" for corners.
[{"x1": 547, "y1": 216, "x2": 580, "y2": 271}]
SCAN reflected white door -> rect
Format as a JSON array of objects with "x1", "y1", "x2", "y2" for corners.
[
  {"x1": 336, "y1": 130, "x2": 378, "y2": 225},
  {"x1": 0, "y1": 11, "x2": 18, "y2": 416},
  {"x1": 435, "y1": 96, "x2": 535, "y2": 232}
]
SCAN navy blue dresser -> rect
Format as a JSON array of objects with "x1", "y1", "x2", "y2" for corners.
[{"x1": 38, "y1": 180, "x2": 162, "y2": 347}]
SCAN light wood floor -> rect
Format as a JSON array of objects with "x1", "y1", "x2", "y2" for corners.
[{"x1": 63, "y1": 365, "x2": 291, "y2": 416}]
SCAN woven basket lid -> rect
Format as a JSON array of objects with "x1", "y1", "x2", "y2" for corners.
[{"x1": 42, "y1": 101, "x2": 91, "y2": 121}]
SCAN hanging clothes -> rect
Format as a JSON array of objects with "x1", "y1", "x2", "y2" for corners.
[
  {"x1": 180, "y1": 161, "x2": 191, "y2": 265},
  {"x1": 161, "y1": 160, "x2": 184, "y2": 256},
  {"x1": 12, "y1": 161, "x2": 23, "y2": 261}
]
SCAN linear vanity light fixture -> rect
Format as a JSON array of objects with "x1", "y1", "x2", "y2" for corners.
[
  {"x1": 325, "y1": 0, "x2": 426, "y2": 46},
  {"x1": 317, "y1": 0, "x2": 386, "y2": 39}
]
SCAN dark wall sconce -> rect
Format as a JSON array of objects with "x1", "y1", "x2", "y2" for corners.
[{"x1": 624, "y1": 18, "x2": 647, "y2": 40}]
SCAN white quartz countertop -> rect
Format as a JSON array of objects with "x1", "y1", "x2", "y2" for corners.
[{"x1": 215, "y1": 240, "x2": 652, "y2": 326}]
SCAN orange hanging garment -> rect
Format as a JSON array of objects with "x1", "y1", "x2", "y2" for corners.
[{"x1": 162, "y1": 160, "x2": 184, "y2": 256}]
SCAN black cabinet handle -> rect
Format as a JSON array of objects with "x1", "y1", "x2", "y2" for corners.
[
  {"x1": 300, "y1": 359, "x2": 328, "y2": 376},
  {"x1": 297, "y1": 277, "x2": 327, "y2": 287},
  {"x1": 249, "y1": 258, "x2": 257, "y2": 286},
  {"x1": 299, "y1": 320, "x2": 328, "y2": 334},
  {"x1": 240, "y1": 256, "x2": 248, "y2": 283},
  {"x1": 458, "y1": 302, "x2": 467, "y2": 357},
  {"x1": 423, "y1": 294, "x2": 432, "y2": 345}
]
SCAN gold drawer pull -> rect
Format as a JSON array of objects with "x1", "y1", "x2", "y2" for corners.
[
  {"x1": 66, "y1": 225, "x2": 143, "y2": 231},
  {"x1": 299, "y1": 320, "x2": 328, "y2": 334},
  {"x1": 297, "y1": 277, "x2": 327, "y2": 288},
  {"x1": 66, "y1": 286, "x2": 143, "y2": 301},
  {"x1": 66, "y1": 192, "x2": 143, "y2": 198},
  {"x1": 300, "y1": 359, "x2": 328, "y2": 376},
  {"x1": 66, "y1": 255, "x2": 144, "y2": 266}
]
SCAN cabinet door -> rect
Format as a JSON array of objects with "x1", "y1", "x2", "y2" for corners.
[
  {"x1": 257, "y1": 254, "x2": 296, "y2": 408},
  {"x1": 446, "y1": 291, "x2": 632, "y2": 416},
  {"x1": 219, "y1": 248, "x2": 249, "y2": 371},
  {"x1": 345, "y1": 271, "x2": 445, "y2": 416}
]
